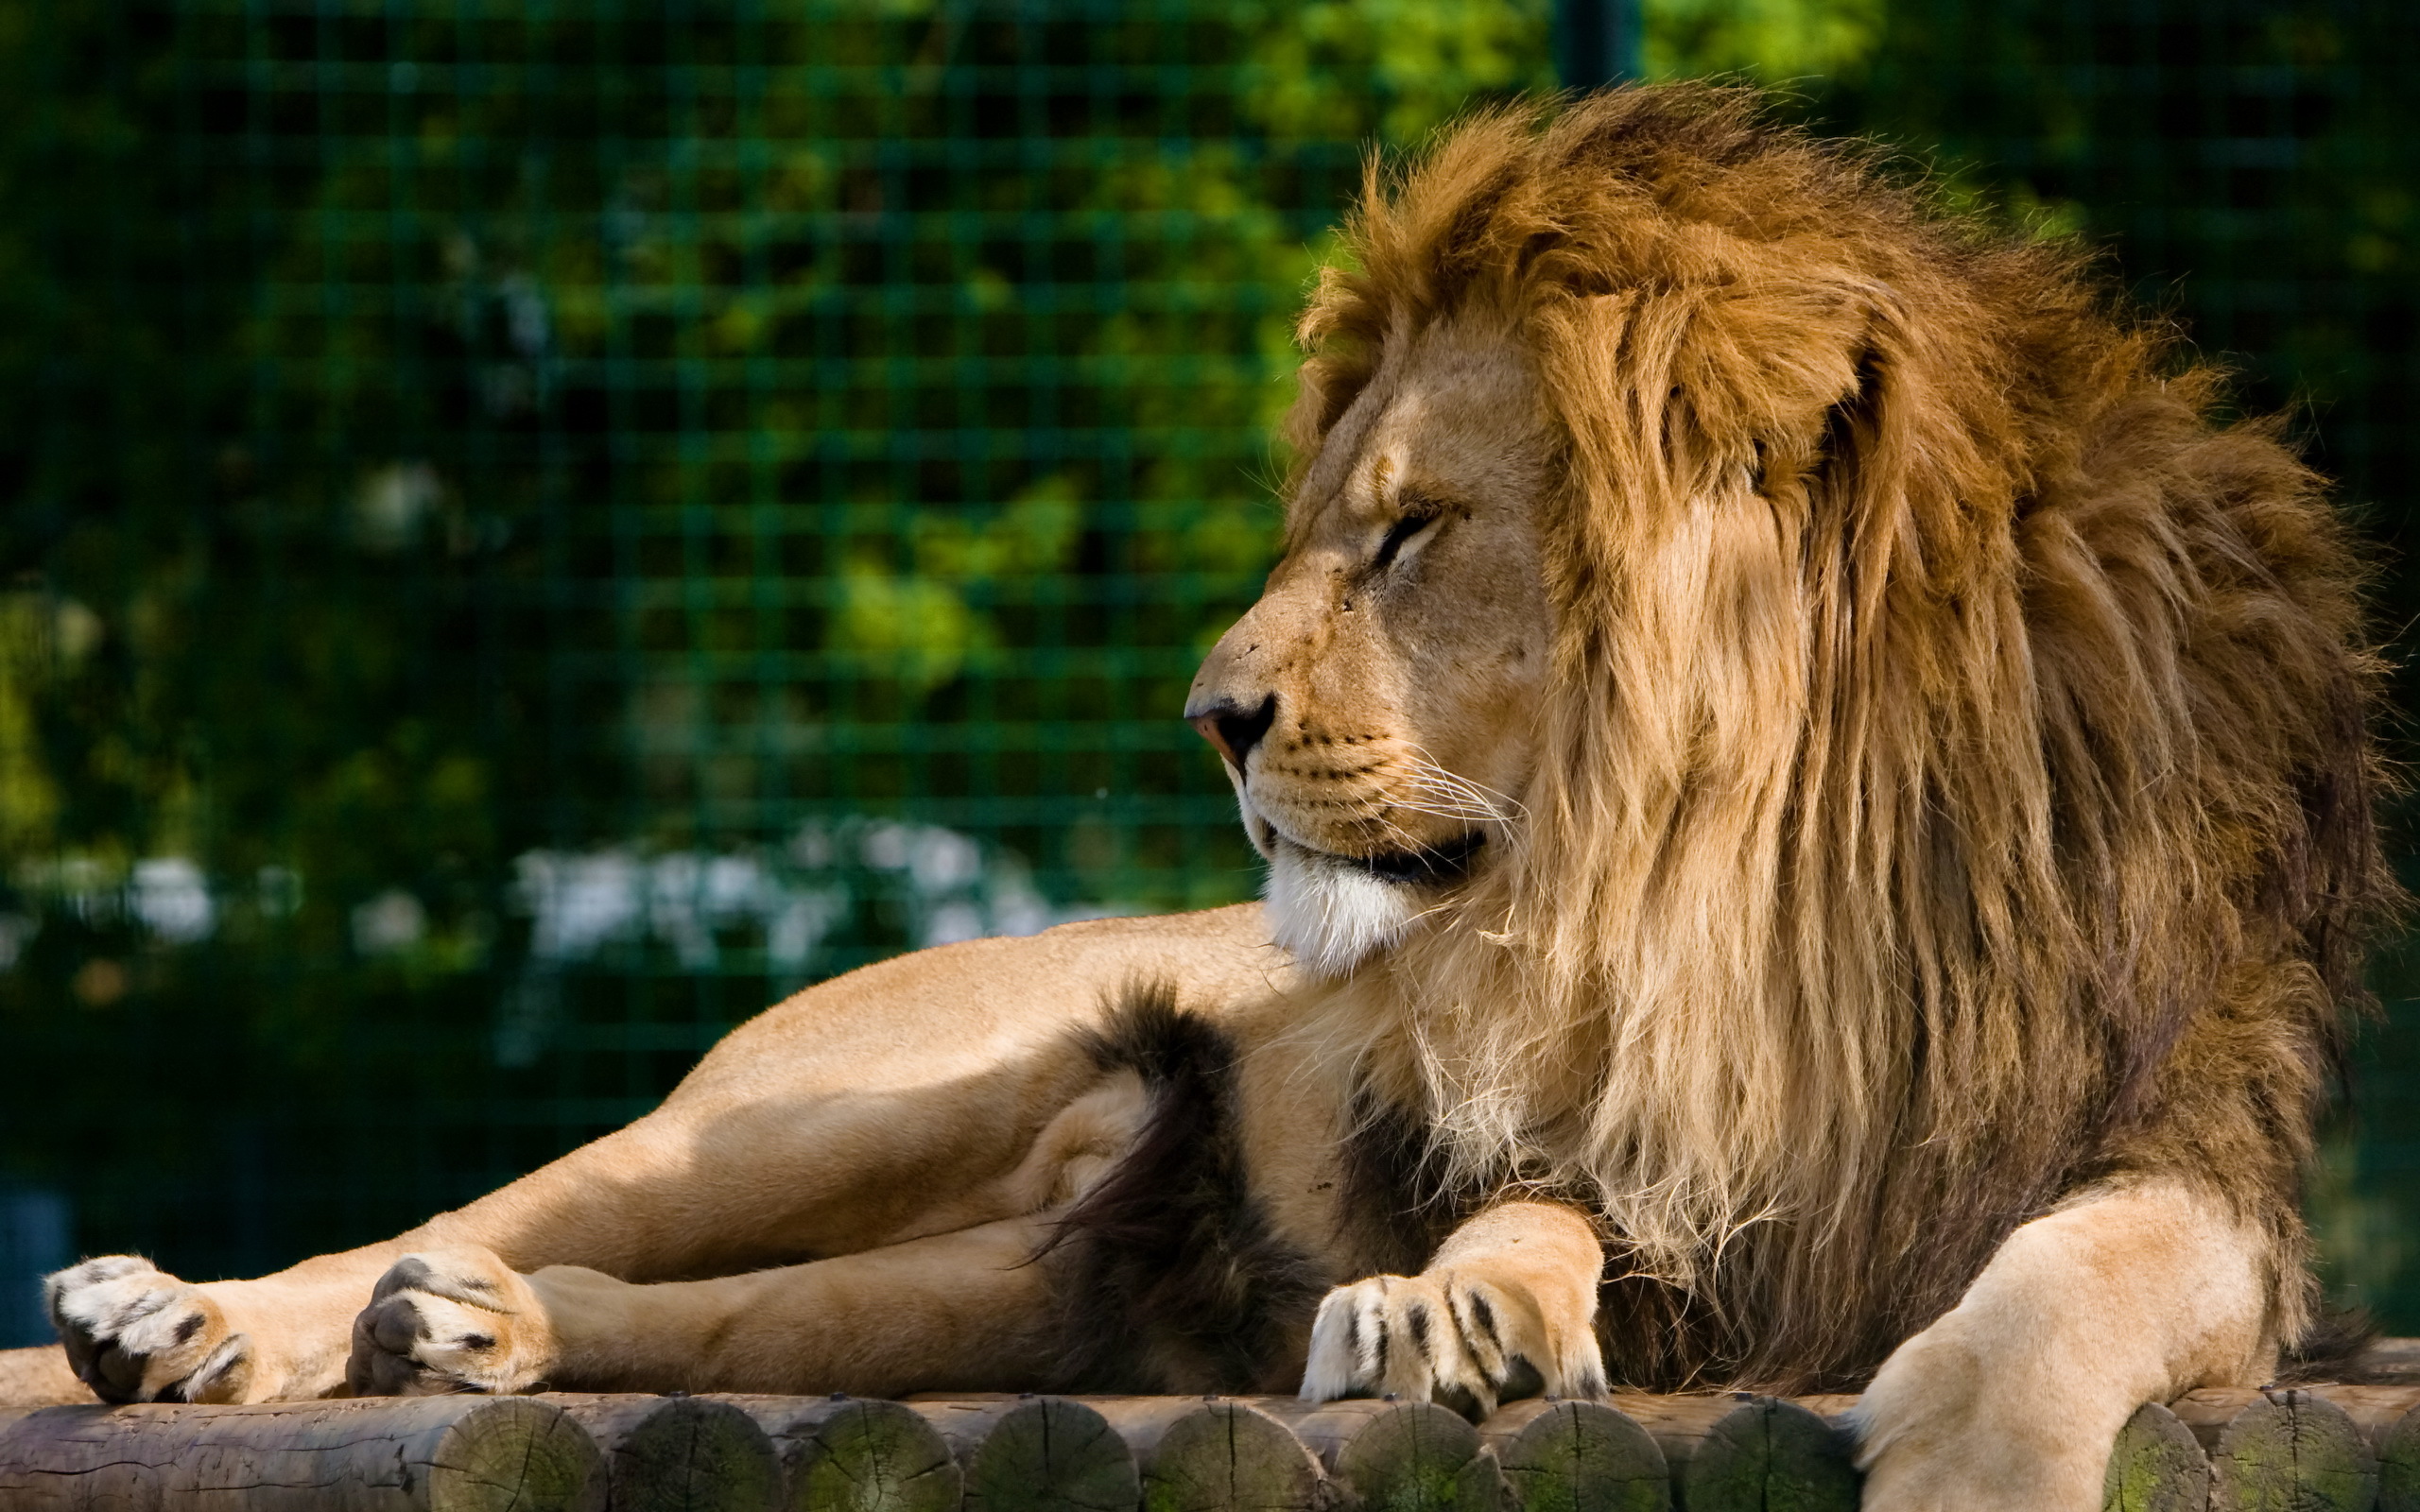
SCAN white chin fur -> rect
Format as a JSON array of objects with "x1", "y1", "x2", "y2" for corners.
[{"x1": 1264, "y1": 842, "x2": 1417, "y2": 977}]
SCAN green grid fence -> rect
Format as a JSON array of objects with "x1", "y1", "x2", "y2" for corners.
[{"x1": 3, "y1": 0, "x2": 2418, "y2": 1345}]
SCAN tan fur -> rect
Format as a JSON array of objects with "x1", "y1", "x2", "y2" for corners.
[
  {"x1": 1855, "y1": 1180, "x2": 2273, "y2": 1508},
  {"x1": 30, "y1": 86, "x2": 2393, "y2": 1510}
]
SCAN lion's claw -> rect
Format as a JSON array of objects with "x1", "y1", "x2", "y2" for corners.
[{"x1": 45, "y1": 1256, "x2": 251, "y2": 1403}]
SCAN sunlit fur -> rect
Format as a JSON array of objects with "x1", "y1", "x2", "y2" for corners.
[{"x1": 1282, "y1": 86, "x2": 2396, "y2": 1389}]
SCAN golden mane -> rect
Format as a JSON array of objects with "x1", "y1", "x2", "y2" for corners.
[{"x1": 1288, "y1": 85, "x2": 2394, "y2": 1390}]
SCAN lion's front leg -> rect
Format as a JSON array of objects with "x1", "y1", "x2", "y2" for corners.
[
  {"x1": 1853, "y1": 1178, "x2": 2275, "y2": 1512},
  {"x1": 1301, "y1": 1201, "x2": 1607, "y2": 1417},
  {"x1": 348, "y1": 1215, "x2": 1066, "y2": 1397}
]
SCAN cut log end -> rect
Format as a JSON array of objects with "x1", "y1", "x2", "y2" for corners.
[
  {"x1": 1139, "y1": 1400, "x2": 1322, "y2": 1512},
  {"x1": 773, "y1": 1396, "x2": 964, "y2": 1512},
  {"x1": 2101, "y1": 1401, "x2": 2210, "y2": 1512},
  {"x1": 1328, "y1": 1400, "x2": 1483, "y2": 1512},
  {"x1": 1483, "y1": 1398, "x2": 1668, "y2": 1512},
  {"x1": 1681, "y1": 1396, "x2": 1858, "y2": 1512},
  {"x1": 2212, "y1": 1388, "x2": 2377, "y2": 1512},
  {"x1": 621, "y1": 1397, "x2": 782, "y2": 1512},
  {"x1": 960, "y1": 1397, "x2": 1142, "y2": 1512},
  {"x1": 2378, "y1": 1399, "x2": 2420, "y2": 1512},
  {"x1": 430, "y1": 1397, "x2": 611, "y2": 1512}
]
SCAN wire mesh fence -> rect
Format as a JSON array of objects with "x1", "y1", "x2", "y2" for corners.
[{"x1": 3, "y1": 0, "x2": 2418, "y2": 1340}]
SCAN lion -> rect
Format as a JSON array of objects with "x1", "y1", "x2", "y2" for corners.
[{"x1": 28, "y1": 86, "x2": 2393, "y2": 1511}]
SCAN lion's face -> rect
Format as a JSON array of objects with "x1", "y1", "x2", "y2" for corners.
[{"x1": 1186, "y1": 313, "x2": 1554, "y2": 974}]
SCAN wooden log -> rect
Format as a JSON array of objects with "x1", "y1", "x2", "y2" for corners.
[
  {"x1": 1456, "y1": 1446, "x2": 1510, "y2": 1512},
  {"x1": 1615, "y1": 1394, "x2": 1857, "y2": 1512},
  {"x1": 2234, "y1": 1382, "x2": 2420, "y2": 1512},
  {"x1": 551, "y1": 1392, "x2": 782, "y2": 1512},
  {"x1": 2173, "y1": 1387, "x2": 2376, "y2": 1512},
  {"x1": 907, "y1": 1395, "x2": 1142, "y2": 1512},
  {"x1": 0, "y1": 1394, "x2": 605, "y2": 1511},
  {"x1": 1082, "y1": 1397, "x2": 1325, "y2": 1512},
  {"x1": 2368, "y1": 1398, "x2": 2420, "y2": 1512},
  {"x1": 1480, "y1": 1398, "x2": 1668, "y2": 1512},
  {"x1": 2101, "y1": 1401, "x2": 2210, "y2": 1512},
  {"x1": 1601, "y1": 1393, "x2": 1738, "y2": 1494},
  {"x1": 1683, "y1": 1396, "x2": 1858, "y2": 1512},
  {"x1": 1265, "y1": 1396, "x2": 1485, "y2": 1512},
  {"x1": 2174, "y1": 1389, "x2": 2266, "y2": 1454},
  {"x1": 1248, "y1": 1397, "x2": 1485, "y2": 1512},
  {"x1": 717, "y1": 1394, "x2": 964, "y2": 1512},
  {"x1": 2305, "y1": 1385, "x2": 2420, "y2": 1447},
  {"x1": 2349, "y1": 1340, "x2": 2420, "y2": 1387}
]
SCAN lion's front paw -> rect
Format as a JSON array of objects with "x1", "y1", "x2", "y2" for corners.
[
  {"x1": 347, "y1": 1246, "x2": 555, "y2": 1397},
  {"x1": 1854, "y1": 1323, "x2": 2109, "y2": 1512},
  {"x1": 1302, "y1": 1265, "x2": 1605, "y2": 1418},
  {"x1": 45, "y1": 1256, "x2": 251, "y2": 1403}
]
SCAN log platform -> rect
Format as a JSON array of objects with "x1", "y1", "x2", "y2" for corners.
[{"x1": 10, "y1": 1349, "x2": 2420, "y2": 1511}]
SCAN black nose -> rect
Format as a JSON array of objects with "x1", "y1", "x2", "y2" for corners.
[{"x1": 1187, "y1": 695, "x2": 1277, "y2": 775}]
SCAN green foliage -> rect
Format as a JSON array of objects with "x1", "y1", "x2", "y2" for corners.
[
  {"x1": 1246, "y1": 0, "x2": 1555, "y2": 143},
  {"x1": 0, "y1": 0, "x2": 1553, "y2": 1284},
  {"x1": 833, "y1": 473, "x2": 1085, "y2": 693},
  {"x1": 1640, "y1": 0, "x2": 1884, "y2": 83}
]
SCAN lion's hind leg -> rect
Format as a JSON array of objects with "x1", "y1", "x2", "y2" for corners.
[{"x1": 347, "y1": 1214, "x2": 1071, "y2": 1397}]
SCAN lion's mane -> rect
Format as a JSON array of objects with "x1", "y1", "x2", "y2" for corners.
[{"x1": 1288, "y1": 86, "x2": 2395, "y2": 1391}]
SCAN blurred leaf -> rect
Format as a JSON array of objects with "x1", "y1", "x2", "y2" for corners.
[{"x1": 1642, "y1": 0, "x2": 1886, "y2": 83}]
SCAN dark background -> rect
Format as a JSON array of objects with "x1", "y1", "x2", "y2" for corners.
[{"x1": 3, "y1": 0, "x2": 2417, "y2": 1346}]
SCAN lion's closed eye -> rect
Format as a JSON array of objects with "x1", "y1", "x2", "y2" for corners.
[{"x1": 1371, "y1": 506, "x2": 1443, "y2": 573}]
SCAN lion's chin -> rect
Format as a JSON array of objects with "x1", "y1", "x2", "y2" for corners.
[
  {"x1": 1264, "y1": 840, "x2": 1417, "y2": 977},
  {"x1": 1266, "y1": 833, "x2": 1499, "y2": 978}
]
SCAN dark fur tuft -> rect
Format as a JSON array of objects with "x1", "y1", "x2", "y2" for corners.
[
  {"x1": 2278, "y1": 1303, "x2": 2382, "y2": 1384},
  {"x1": 1333, "y1": 1093, "x2": 1464, "y2": 1276},
  {"x1": 1046, "y1": 980, "x2": 1331, "y2": 1393}
]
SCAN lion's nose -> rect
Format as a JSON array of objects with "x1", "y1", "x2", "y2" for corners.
[{"x1": 1185, "y1": 694, "x2": 1277, "y2": 775}]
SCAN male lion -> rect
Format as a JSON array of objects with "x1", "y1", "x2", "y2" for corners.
[{"x1": 34, "y1": 87, "x2": 2394, "y2": 1510}]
